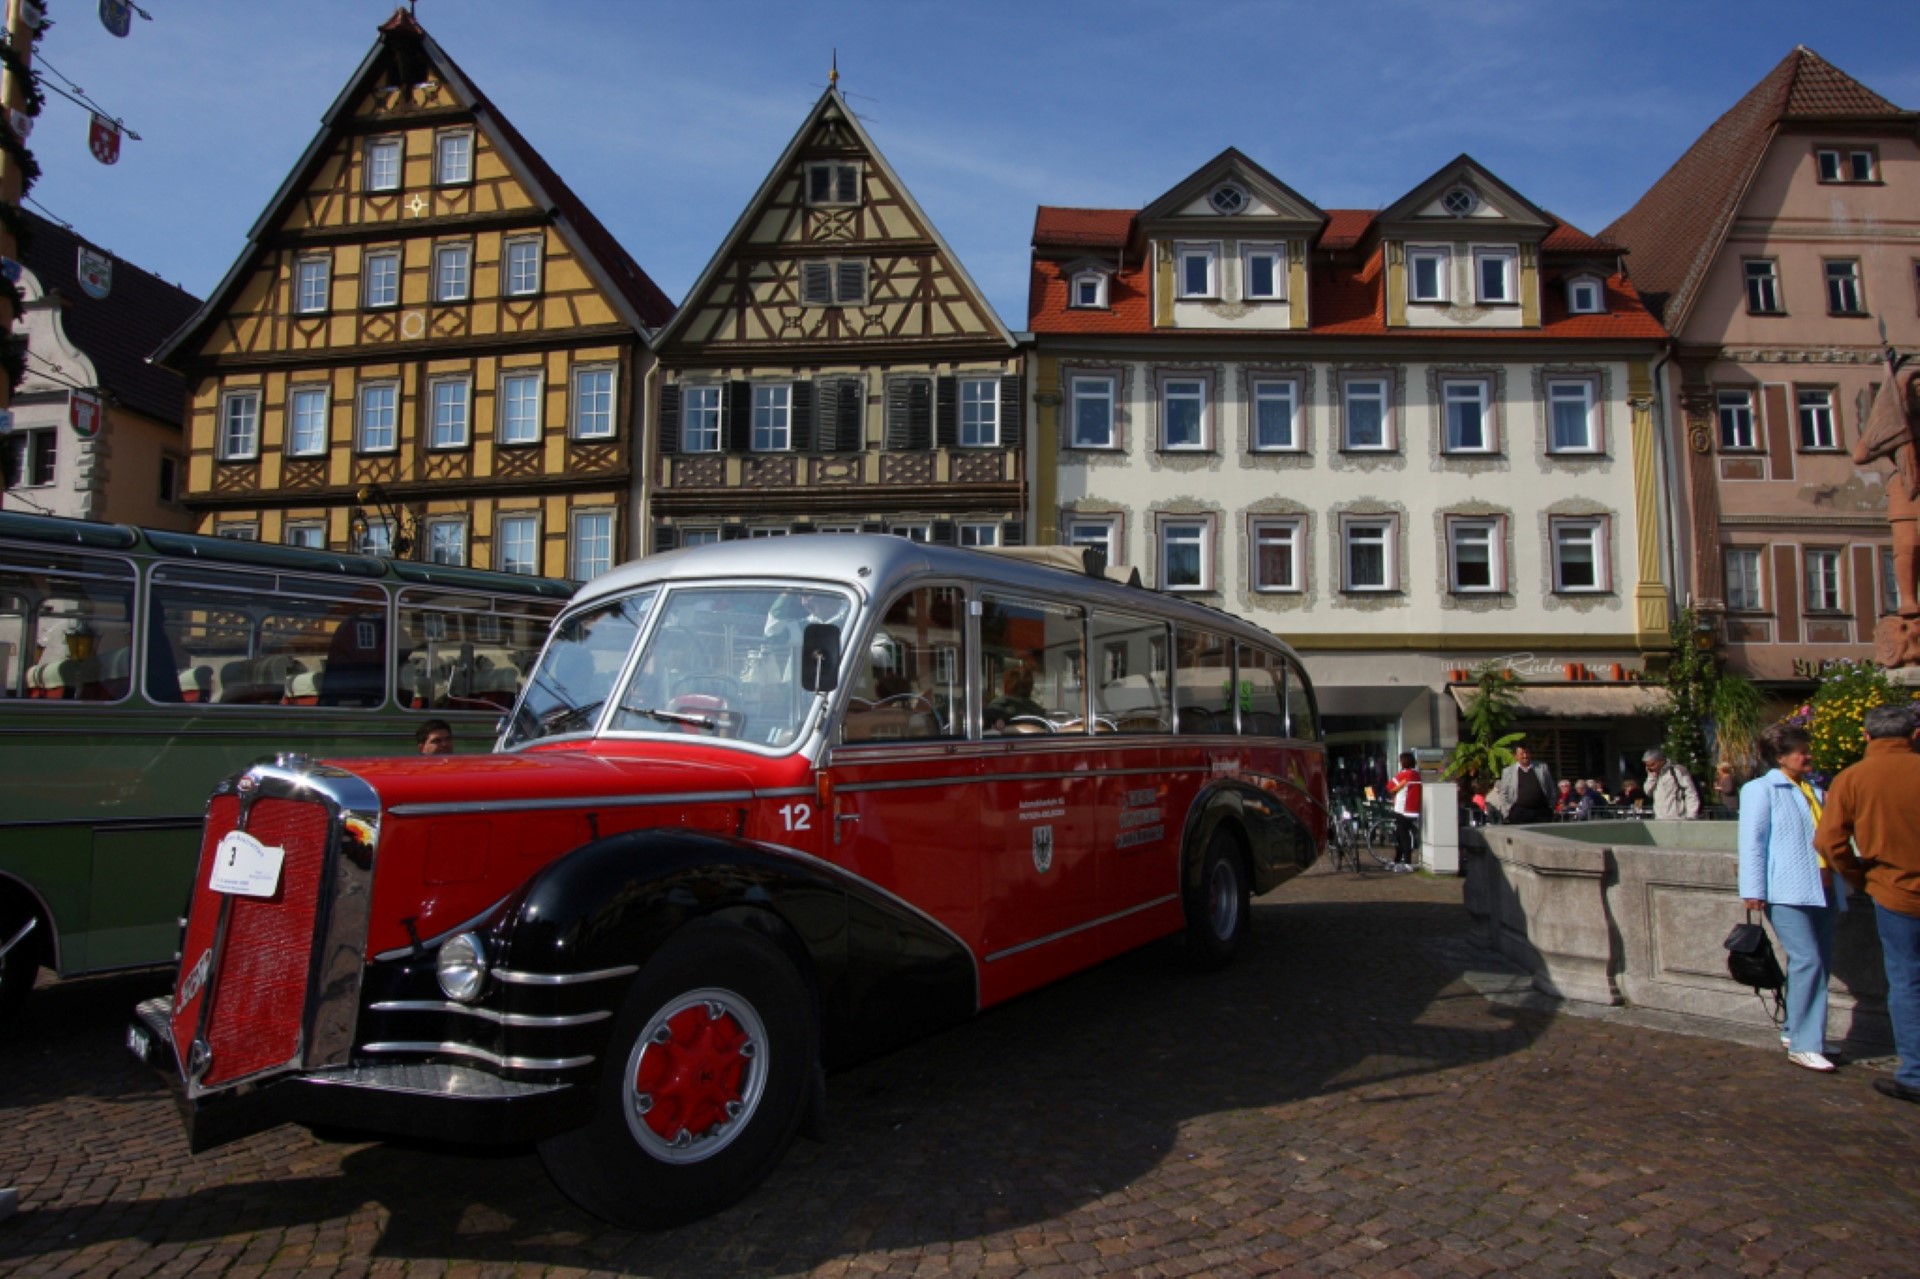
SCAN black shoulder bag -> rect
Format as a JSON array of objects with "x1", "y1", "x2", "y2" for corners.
[{"x1": 1724, "y1": 911, "x2": 1785, "y2": 991}]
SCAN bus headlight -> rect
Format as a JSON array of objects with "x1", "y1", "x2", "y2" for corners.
[{"x1": 436, "y1": 932, "x2": 489, "y2": 1002}]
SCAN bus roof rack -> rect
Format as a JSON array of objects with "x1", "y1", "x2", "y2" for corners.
[{"x1": 977, "y1": 544, "x2": 1143, "y2": 588}]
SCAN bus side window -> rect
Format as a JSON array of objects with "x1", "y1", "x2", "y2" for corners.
[
  {"x1": 978, "y1": 593, "x2": 1083, "y2": 736},
  {"x1": 1235, "y1": 644, "x2": 1286, "y2": 737},
  {"x1": 1283, "y1": 655, "x2": 1319, "y2": 741},
  {"x1": 1089, "y1": 611, "x2": 1169, "y2": 734},
  {"x1": 318, "y1": 613, "x2": 386, "y2": 708},
  {"x1": 1173, "y1": 628, "x2": 1234, "y2": 734},
  {"x1": 0, "y1": 559, "x2": 135, "y2": 702},
  {"x1": 842, "y1": 586, "x2": 962, "y2": 743}
]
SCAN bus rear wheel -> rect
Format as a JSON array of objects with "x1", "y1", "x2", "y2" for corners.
[
  {"x1": 538, "y1": 923, "x2": 816, "y2": 1230},
  {"x1": 0, "y1": 899, "x2": 42, "y2": 1022},
  {"x1": 1184, "y1": 828, "x2": 1249, "y2": 971}
]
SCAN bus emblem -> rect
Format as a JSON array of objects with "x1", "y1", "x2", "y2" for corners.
[
  {"x1": 177, "y1": 949, "x2": 211, "y2": 1010},
  {"x1": 1032, "y1": 826, "x2": 1054, "y2": 874}
]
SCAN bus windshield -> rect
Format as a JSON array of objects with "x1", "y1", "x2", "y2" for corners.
[{"x1": 506, "y1": 584, "x2": 853, "y2": 751}]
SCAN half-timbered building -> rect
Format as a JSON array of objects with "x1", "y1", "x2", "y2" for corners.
[
  {"x1": 647, "y1": 84, "x2": 1022, "y2": 550},
  {"x1": 154, "y1": 10, "x2": 674, "y2": 578}
]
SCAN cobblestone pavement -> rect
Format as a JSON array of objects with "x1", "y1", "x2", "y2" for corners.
[{"x1": 4, "y1": 866, "x2": 1918, "y2": 1278}]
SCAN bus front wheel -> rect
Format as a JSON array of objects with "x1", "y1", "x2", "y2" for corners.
[
  {"x1": 538, "y1": 922, "x2": 816, "y2": 1230},
  {"x1": 1184, "y1": 828, "x2": 1249, "y2": 971}
]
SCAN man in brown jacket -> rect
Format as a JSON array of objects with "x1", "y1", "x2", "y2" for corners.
[{"x1": 1815, "y1": 702, "x2": 1920, "y2": 1104}]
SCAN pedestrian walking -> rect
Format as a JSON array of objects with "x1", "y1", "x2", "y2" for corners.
[
  {"x1": 1715, "y1": 761, "x2": 1740, "y2": 814},
  {"x1": 1739, "y1": 724, "x2": 1843, "y2": 1072},
  {"x1": 1493, "y1": 742, "x2": 1555, "y2": 824},
  {"x1": 1386, "y1": 751, "x2": 1421, "y2": 872},
  {"x1": 1815, "y1": 703, "x2": 1920, "y2": 1105},
  {"x1": 1645, "y1": 748, "x2": 1701, "y2": 819}
]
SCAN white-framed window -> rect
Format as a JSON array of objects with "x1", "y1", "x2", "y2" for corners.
[
  {"x1": 1825, "y1": 259, "x2": 1866, "y2": 315},
  {"x1": 363, "y1": 249, "x2": 399, "y2": 309},
  {"x1": 960, "y1": 378, "x2": 999, "y2": 447},
  {"x1": 427, "y1": 518, "x2": 467, "y2": 567},
  {"x1": 800, "y1": 258, "x2": 867, "y2": 306},
  {"x1": 571, "y1": 366, "x2": 616, "y2": 439},
  {"x1": 1441, "y1": 378, "x2": 1493, "y2": 453},
  {"x1": 504, "y1": 236, "x2": 543, "y2": 297},
  {"x1": 569, "y1": 510, "x2": 614, "y2": 580},
  {"x1": 1067, "y1": 516, "x2": 1119, "y2": 567},
  {"x1": 1717, "y1": 390, "x2": 1756, "y2": 450},
  {"x1": 1408, "y1": 245, "x2": 1450, "y2": 303},
  {"x1": 1816, "y1": 147, "x2": 1877, "y2": 183},
  {"x1": 1340, "y1": 516, "x2": 1395, "y2": 592},
  {"x1": 890, "y1": 522, "x2": 931, "y2": 543},
  {"x1": 1342, "y1": 377, "x2": 1391, "y2": 450},
  {"x1": 1070, "y1": 270, "x2": 1108, "y2": 309},
  {"x1": 497, "y1": 513, "x2": 539, "y2": 575},
  {"x1": 357, "y1": 382, "x2": 398, "y2": 453},
  {"x1": 1797, "y1": 388, "x2": 1837, "y2": 450},
  {"x1": 365, "y1": 136, "x2": 402, "y2": 192},
  {"x1": 283, "y1": 522, "x2": 325, "y2": 550},
  {"x1": 1744, "y1": 259, "x2": 1782, "y2": 314},
  {"x1": 433, "y1": 243, "x2": 471, "y2": 303},
  {"x1": 1250, "y1": 517, "x2": 1303, "y2": 592},
  {"x1": 679, "y1": 526, "x2": 722, "y2": 548},
  {"x1": 498, "y1": 371, "x2": 542, "y2": 445},
  {"x1": 218, "y1": 389, "x2": 260, "y2": 460},
  {"x1": 294, "y1": 256, "x2": 330, "y2": 314},
  {"x1": 806, "y1": 161, "x2": 860, "y2": 206},
  {"x1": 429, "y1": 377, "x2": 471, "y2": 449},
  {"x1": 1805, "y1": 548, "x2": 1843, "y2": 612},
  {"x1": 1566, "y1": 276, "x2": 1605, "y2": 315},
  {"x1": 1176, "y1": 242, "x2": 1218, "y2": 299},
  {"x1": 215, "y1": 523, "x2": 258, "y2": 542},
  {"x1": 958, "y1": 522, "x2": 1000, "y2": 548},
  {"x1": 1069, "y1": 375, "x2": 1115, "y2": 449},
  {"x1": 1447, "y1": 516, "x2": 1504, "y2": 593},
  {"x1": 1551, "y1": 517, "x2": 1609, "y2": 592},
  {"x1": 1160, "y1": 376, "x2": 1208, "y2": 450},
  {"x1": 355, "y1": 518, "x2": 393, "y2": 557},
  {"x1": 1548, "y1": 379, "x2": 1599, "y2": 453},
  {"x1": 681, "y1": 385, "x2": 722, "y2": 453},
  {"x1": 288, "y1": 386, "x2": 329, "y2": 456},
  {"x1": 434, "y1": 129, "x2": 472, "y2": 185},
  {"x1": 1473, "y1": 248, "x2": 1517, "y2": 304},
  {"x1": 1250, "y1": 377, "x2": 1300, "y2": 451},
  {"x1": 5, "y1": 429, "x2": 54, "y2": 487},
  {"x1": 1158, "y1": 516, "x2": 1213, "y2": 591},
  {"x1": 1725, "y1": 547, "x2": 1763, "y2": 612},
  {"x1": 1241, "y1": 243, "x2": 1285, "y2": 301},
  {"x1": 752, "y1": 384, "x2": 791, "y2": 452}
]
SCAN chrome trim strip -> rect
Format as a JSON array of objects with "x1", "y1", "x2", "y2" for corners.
[
  {"x1": 491, "y1": 963, "x2": 639, "y2": 986},
  {"x1": 983, "y1": 894, "x2": 1181, "y2": 964},
  {"x1": 2, "y1": 814, "x2": 203, "y2": 832},
  {"x1": 833, "y1": 765, "x2": 1203, "y2": 795},
  {"x1": 367, "y1": 1000, "x2": 612, "y2": 1028},
  {"x1": 359, "y1": 1041, "x2": 595, "y2": 1071},
  {"x1": 387, "y1": 790, "x2": 754, "y2": 818}
]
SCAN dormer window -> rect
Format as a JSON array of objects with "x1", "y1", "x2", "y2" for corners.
[
  {"x1": 807, "y1": 161, "x2": 861, "y2": 206},
  {"x1": 1408, "y1": 245, "x2": 1451, "y2": 303},
  {"x1": 1473, "y1": 247, "x2": 1517, "y2": 304},
  {"x1": 1176, "y1": 243, "x2": 1218, "y2": 299},
  {"x1": 1070, "y1": 270, "x2": 1109, "y2": 309},
  {"x1": 1241, "y1": 243, "x2": 1286, "y2": 301},
  {"x1": 1566, "y1": 275, "x2": 1606, "y2": 315},
  {"x1": 1441, "y1": 187, "x2": 1479, "y2": 217},
  {"x1": 1208, "y1": 182, "x2": 1248, "y2": 215}
]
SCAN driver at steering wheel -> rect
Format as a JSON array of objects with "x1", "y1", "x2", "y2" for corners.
[{"x1": 983, "y1": 665, "x2": 1045, "y2": 733}]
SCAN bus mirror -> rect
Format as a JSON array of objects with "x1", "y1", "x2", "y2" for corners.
[{"x1": 800, "y1": 623, "x2": 841, "y2": 694}]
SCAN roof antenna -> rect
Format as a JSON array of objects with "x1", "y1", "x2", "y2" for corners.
[{"x1": 829, "y1": 49, "x2": 839, "y2": 89}]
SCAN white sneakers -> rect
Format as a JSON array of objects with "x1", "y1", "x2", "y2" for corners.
[{"x1": 1787, "y1": 1050, "x2": 1836, "y2": 1072}]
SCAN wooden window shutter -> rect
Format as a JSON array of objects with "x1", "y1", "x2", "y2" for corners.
[
  {"x1": 801, "y1": 262, "x2": 833, "y2": 306},
  {"x1": 657, "y1": 383, "x2": 681, "y2": 455},
  {"x1": 651, "y1": 525, "x2": 676, "y2": 554},
  {"x1": 815, "y1": 380, "x2": 840, "y2": 450},
  {"x1": 834, "y1": 378, "x2": 864, "y2": 451},
  {"x1": 931, "y1": 521, "x2": 956, "y2": 545},
  {"x1": 836, "y1": 259, "x2": 866, "y2": 304},
  {"x1": 935, "y1": 377, "x2": 958, "y2": 449},
  {"x1": 908, "y1": 378, "x2": 932, "y2": 449},
  {"x1": 726, "y1": 381, "x2": 752, "y2": 451},
  {"x1": 790, "y1": 381, "x2": 814, "y2": 452},
  {"x1": 1000, "y1": 374, "x2": 1023, "y2": 448},
  {"x1": 886, "y1": 380, "x2": 912, "y2": 449},
  {"x1": 1002, "y1": 520, "x2": 1026, "y2": 547}
]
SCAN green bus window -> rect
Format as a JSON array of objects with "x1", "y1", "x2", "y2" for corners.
[
  {"x1": 397, "y1": 589, "x2": 555, "y2": 713},
  {"x1": 0, "y1": 554, "x2": 135, "y2": 702}
]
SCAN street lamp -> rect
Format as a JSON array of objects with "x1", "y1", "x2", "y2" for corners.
[{"x1": 350, "y1": 483, "x2": 418, "y2": 559}]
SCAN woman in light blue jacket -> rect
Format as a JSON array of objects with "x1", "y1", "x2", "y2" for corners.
[{"x1": 1738, "y1": 723, "x2": 1845, "y2": 1071}]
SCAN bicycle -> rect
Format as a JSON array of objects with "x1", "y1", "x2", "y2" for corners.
[{"x1": 1328, "y1": 800, "x2": 1399, "y2": 871}]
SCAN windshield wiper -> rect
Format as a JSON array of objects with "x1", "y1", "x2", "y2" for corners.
[
  {"x1": 540, "y1": 700, "x2": 604, "y2": 734},
  {"x1": 630, "y1": 706, "x2": 716, "y2": 730}
]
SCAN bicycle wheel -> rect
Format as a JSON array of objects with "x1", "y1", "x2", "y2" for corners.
[
  {"x1": 1362, "y1": 817, "x2": 1398, "y2": 869},
  {"x1": 1327, "y1": 816, "x2": 1360, "y2": 872}
]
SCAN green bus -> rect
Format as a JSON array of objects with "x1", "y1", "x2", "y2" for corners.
[{"x1": 0, "y1": 511, "x2": 573, "y2": 1019}]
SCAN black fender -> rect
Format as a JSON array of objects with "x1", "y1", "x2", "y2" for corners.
[
  {"x1": 1177, "y1": 778, "x2": 1316, "y2": 898},
  {"x1": 487, "y1": 828, "x2": 977, "y2": 1072}
]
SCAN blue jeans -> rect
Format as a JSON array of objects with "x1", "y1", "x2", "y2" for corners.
[
  {"x1": 1767, "y1": 887, "x2": 1838, "y2": 1054},
  {"x1": 1875, "y1": 902, "x2": 1920, "y2": 1089}
]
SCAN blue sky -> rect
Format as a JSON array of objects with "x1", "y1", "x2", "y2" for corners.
[{"x1": 22, "y1": 0, "x2": 1920, "y2": 330}]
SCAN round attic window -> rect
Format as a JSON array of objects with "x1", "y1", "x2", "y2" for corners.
[
  {"x1": 1208, "y1": 182, "x2": 1248, "y2": 214},
  {"x1": 1441, "y1": 187, "x2": 1478, "y2": 216}
]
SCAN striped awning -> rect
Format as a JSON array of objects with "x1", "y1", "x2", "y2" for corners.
[{"x1": 1449, "y1": 684, "x2": 1669, "y2": 721}]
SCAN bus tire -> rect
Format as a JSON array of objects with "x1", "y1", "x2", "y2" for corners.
[
  {"x1": 0, "y1": 895, "x2": 41, "y2": 1022},
  {"x1": 537, "y1": 922, "x2": 816, "y2": 1230},
  {"x1": 1184, "y1": 828, "x2": 1249, "y2": 972}
]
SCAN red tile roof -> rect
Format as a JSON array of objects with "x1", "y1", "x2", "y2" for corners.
[
  {"x1": 1032, "y1": 207, "x2": 1133, "y2": 249},
  {"x1": 1604, "y1": 47, "x2": 1914, "y2": 330}
]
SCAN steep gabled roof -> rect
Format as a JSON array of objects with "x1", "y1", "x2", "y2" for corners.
[
  {"x1": 1603, "y1": 46, "x2": 1916, "y2": 330},
  {"x1": 153, "y1": 8, "x2": 671, "y2": 366}
]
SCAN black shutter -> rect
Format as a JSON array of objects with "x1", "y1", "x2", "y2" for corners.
[
  {"x1": 657, "y1": 383, "x2": 681, "y2": 455},
  {"x1": 801, "y1": 262, "x2": 832, "y2": 306},
  {"x1": 815, "y1": 380, "x2": 840, "y2": 450},
  {"x1": 931, "y1": 521, "x2": 956, "y2": 545},
  {"x1": 1002, "y1": 520, "x2": 1025, "y2": 547},
  {"x1": 837, "y1": 259, "x2": 866, "y2": 304},
  {"x1": 885, "y1": 380, "x2": 912, "y2": 450},
  {"x1": 1000, "y1": 374, "x2": 1022, "y2": 449},
  {"x1": 652, "y1": 524, "x2": 677, "y2": 554},
  {"x1": 835, "y1": 377, "x2": 864, "y2": 451},
  {"x1": 727, "y1": 381, "x2": 752, "y2": 452},
  {"x1": 908, "y1": 378, "x2": 932, "y2": 450},
  {"x1": 936, "y1": 376, "x2": 958, "y2": 449},
  {"x1": 790, "y1": 381, "x2": 813, "y2": 452}
]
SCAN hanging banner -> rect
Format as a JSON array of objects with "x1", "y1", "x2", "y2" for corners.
[
  {"x1": 69, "y1": 390, "x2": 103, "y2": 440},
  {"x1": 89, "y1": 114, "x2": 121, "y2": 165},
  {"x1": 99, "y1": 0, "x2": 132, "y2": 37},
  {"x1": 77, "y1": 247, "x2": 112, "y2": 299}
]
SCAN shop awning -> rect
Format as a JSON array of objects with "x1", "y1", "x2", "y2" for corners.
[{"x1": 1448, "y1": 684, "x2": 1669, "y2": 721}]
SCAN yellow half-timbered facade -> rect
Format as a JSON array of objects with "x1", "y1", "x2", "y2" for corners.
[
  {"x1": 156, "y1": 10, "x2": 674, "y2": 579},
  {"x1": 649, "y1": 85, "x2": 1023, "y2": 551}
]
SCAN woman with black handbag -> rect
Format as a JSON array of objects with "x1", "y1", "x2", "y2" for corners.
[{"x1": 1738, "y1": 724, "x2": 1846, "y2": 1072}]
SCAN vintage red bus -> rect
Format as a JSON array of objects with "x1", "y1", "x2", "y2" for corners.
[{"x1": 128, "y1": 535, "x2": 1327, "y2": 1228}]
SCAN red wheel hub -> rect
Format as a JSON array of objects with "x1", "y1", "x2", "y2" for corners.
[{"x1": 634, "y1": 1003, "x2": 751, "y2": 1142}]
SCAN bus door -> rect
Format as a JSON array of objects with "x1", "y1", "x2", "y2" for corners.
[{"x1": 1086, "y1": 610, "x2": 1181, "y2": 919}]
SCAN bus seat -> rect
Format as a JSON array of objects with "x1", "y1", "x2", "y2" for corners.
[
  {"x1": 178, "y1": 666, "x2": 213, "y2": 703},
  {"x1": 38, "y1": 657, "x2": 101, "y2": 699},
  {"x1": 1176, "y1": 706, "x2": 1219, "y2": 734},
  {"x1": 285, "y1": 667, "x2": 324, "y2": 705},
  {"x1": 100, "y1": 646, "x2": 132, "y2": 699},
  {"x1": 216, "y1": 659, "x2": 257, "y2": 704}
]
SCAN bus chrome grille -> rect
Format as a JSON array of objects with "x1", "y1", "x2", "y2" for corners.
[{"x1": 170, "y1": 793, "x2": 335, "y2": 1092}]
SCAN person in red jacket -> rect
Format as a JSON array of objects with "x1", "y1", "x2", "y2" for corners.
[{"x1": 1387, "y1": 751, "x2": 1422, "y2": 873}]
